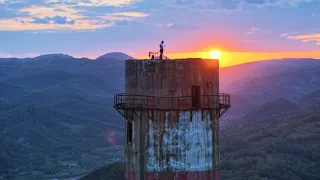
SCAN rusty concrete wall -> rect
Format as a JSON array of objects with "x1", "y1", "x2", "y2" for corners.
[
  {"x1": 124, "y1": 59, "x2": 220, "y2": 180},
  {"x1": 125, "y1": 59, "x2": 218, "y2": 98}
]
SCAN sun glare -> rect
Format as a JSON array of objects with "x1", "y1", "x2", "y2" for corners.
[{"x1": 210, "y1": 50, "x2": 221, "y2": 59}]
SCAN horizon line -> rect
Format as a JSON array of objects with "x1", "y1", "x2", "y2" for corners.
[{"x1": 1, "y1": 51, "x2": 320, "y2": 68}]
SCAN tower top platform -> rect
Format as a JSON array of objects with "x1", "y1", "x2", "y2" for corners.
[
  {"x1": 114, "y1": 57, "x2": 230, "y2": 117},
  {"x1": 126, "y1": 58, "x2": 219, "y2": 62},
  {"x1": 127, "y1": 58, "x2": 218, "y2": 60},
  {"x1": 125, "y1": 58, "x2": 219, "y2": 70}
]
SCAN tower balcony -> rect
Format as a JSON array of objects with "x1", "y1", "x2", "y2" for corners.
[{"x1": 113, "y1": 93, "x2": 231, "y2": 116}]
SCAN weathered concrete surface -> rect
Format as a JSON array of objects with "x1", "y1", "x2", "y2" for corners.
[
  {"x1": 124, "y1": 59, "x2": 220, "y2": 180},
  {"x1": 125, "y1": 59, "x2": 219, "y2": 99},
  {"x1": 147, "y1": 111, "x2": 213, "y2": 172}
]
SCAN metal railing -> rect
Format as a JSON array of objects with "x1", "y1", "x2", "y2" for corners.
[
  {"x1": 114, "y1": 93, "x2": 231, "y2": 110},
  {"x1": 148, "y1": 52, "x2": 159, "y2": 59}
]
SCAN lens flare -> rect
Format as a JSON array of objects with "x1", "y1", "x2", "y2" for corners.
[{"x1": 105, "y1": 130, "x2": 117, "y2": 146}]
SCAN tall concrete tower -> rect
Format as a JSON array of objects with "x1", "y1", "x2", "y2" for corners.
[{"x1": 114, "y1": 58, "x2": 231, "y2": 180}]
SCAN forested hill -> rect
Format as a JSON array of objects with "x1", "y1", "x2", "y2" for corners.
[{"x1": 0, "y1": 56, "x2": 319, "y2": 179}]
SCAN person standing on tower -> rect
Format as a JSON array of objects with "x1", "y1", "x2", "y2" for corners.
[{"x1": 159, "y1": 41, "x2": 165, "y2": 59}]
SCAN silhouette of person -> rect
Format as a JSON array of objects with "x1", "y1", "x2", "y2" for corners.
[{"x1": 159, "y1": 41, "x2": 165, "y2": 59}]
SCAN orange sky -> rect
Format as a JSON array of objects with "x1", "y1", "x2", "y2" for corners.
[{"x1": 135, "y1": 51, "x2": 320, "y2": 67}]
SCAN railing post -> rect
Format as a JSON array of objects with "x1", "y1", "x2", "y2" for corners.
[{"x1": 170, "y1": 89, "x2": 175, "y2": 109}]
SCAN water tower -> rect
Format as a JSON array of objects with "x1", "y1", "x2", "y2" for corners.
[{"x1": 114, "y1": 58, "x2": 231, "y2": 180}]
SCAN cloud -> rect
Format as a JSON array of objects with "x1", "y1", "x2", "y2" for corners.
[
  {"x1": 247, "y1": 28, "x2": 260, "y2": 35},
  {"x1": 46, "y1": 0, "x2": 141, "y2": 7},
  {"x1": 105, "y1": 12, "x2": 149, "y2": 26},
  {"x1": 0, "y1": 0, "x2": 315, "y2": 31},
  {"x1": 243, "y1": 0, "x2": 314, "y2": 7},
  {"x1": 100, "y1": 11, "x2": 148, "y2": 23},
  {"x1": 20, "y1": 5, "x2": 84, "y2": 19},
  {"x1": 157, "y1": 0, "x2": 242, "y2": 10},
  {"x1": 156, "y1": 23, "x2": 174, "y2": 28},
  {"x1": 175, "y1": 0, "x2": 315, "y2": 10},
  {"x1": 0, "y1": 6, "x2": 25, "y2": 19},
  {"x1": 0, "y1": 0, "x2": 26, "y2": 4},
  {"x1": 286, "y1": 33, "x2": 320, "y2": 45},
  {"x1": 110, "y1": 12, "x2": 148, "y2": 17},
  {"x1": 0, "y1": 17, "x2": 109, "y2": 31},
  {"x1": 0, "y1": 5, "x2": 105, "y2": 30},
  {"x1": 0, "y1": 2, "x2": 148, "y2": 31},
  {"x1": 246, "y1": 28, "x2": 271, "y2": 36},
  {"x1": 32, "y1": 16, "x2": 75, "y2": 24}
]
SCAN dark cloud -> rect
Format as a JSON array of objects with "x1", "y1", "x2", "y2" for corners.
[
  {"x1": 0, "y1": 4, "x2": 29, "y2": 18},
  {"x1": 32, "y1": 16, "x2": 75, "y2": 24},
  {"x1": 32, "y1": 16, "x2": 51, "y2": 24},
  {"x1": 52, "y1": 16, "x2": 75, "y2": 24},
  {"x1": 0, "y1": 0, "x2": 45, "y2": 9}
]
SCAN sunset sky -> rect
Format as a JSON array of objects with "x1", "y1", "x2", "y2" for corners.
[{"x1": 0, "y1": 0, "x2": 320, "y2": 67}]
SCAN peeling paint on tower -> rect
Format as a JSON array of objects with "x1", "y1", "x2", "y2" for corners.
[{"x1": 113, "y1": 58, "x2": 231, "y2": 180}]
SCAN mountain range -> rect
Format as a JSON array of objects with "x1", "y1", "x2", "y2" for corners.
[
  {"x1": 0, "y1": 52, "x2": 129, "y2": 179},
  {"x1": 0, "y1": 53, "x2": 319, "y2": 179},
  {"x1": 81, "y1": 93, "x2": 320, "y2": 180}
]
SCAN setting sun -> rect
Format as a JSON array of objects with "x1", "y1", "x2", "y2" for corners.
[{"x1": 210, "y1": 51, "x2": 221, "y2": 59}]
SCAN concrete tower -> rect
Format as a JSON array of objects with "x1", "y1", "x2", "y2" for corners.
[{"x1": 114, "y1": 58, "x2": 231, "y2": 180}]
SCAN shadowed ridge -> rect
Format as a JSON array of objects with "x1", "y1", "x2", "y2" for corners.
[
  {"x1": 34, "y1": 53, "x2": 74, "y2": 59},
  {"x1": 299, "y1": 89, "x2": 320, "y2": 107},
  {"x1": 220, "y1": 107, "x2": 320, "y2": 180},
  {"x1": 242, "y1": 98, "x2": 300, "y2": 121},
  {"x1": 79, "y1": 162, "x2": 125, "y2": 180}
]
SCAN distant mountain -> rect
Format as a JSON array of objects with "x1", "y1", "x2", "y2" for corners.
[
  {"x1": 78, "y1": 58, "x2": 320, "y2": 179},
  {"x1": 0, "y1": 101, "x2": 125, "y2": 179},
  {"x1": 299, "y1": 89, "x2": 320, "y2": 107},
  {"x1": 96, "y1": 52, "x2": 135, "y2": 61},
  {"x1": 79, "y1": 104, "x2": 320, "y2": 180},
  {"x1": 34, "y1": 53, "x2": 74, "y2": 60},
  {"x1": 220, "y1": 59, "x2": 320, "y2": 103},
  {"x1": 52, "y1": 98, "x2": 124, "y2": 128},
  {"x1": 220, "y1": 58, "x2": 320, "y2": 90},
  {"x1": 0, "y1": 55, "x2": 319, "y2": 179},
  {"x1": 220, "y1": 93, "x2": 257, "y2": 128},
  {"x1": 0, "y1": 53, "x2": 127, "y2": 179},
  {"x1": 0, "y1": 80, "x2": 30, "y2": 101},
  {"x1": 219, "y1": 58, "x2": 320, "y2": 123},
  {"x1": 242, "y1": 98, "x2": 300, "y2": 121},
  {"x1": 220, "y1": 106, "x2": 320, "y2": 180},
  {"x1": 222, "y1": 98, "x2": 301, "y2": 128}
]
